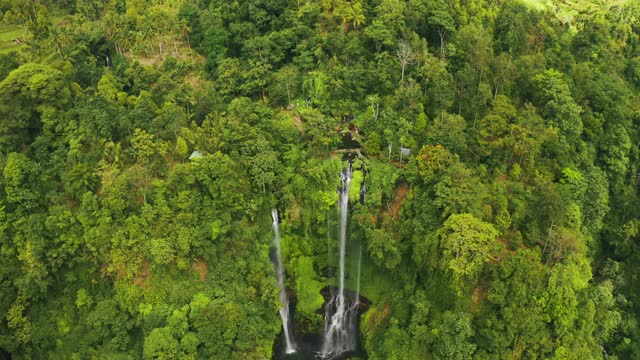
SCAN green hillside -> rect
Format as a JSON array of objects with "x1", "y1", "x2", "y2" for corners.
[{"x1": 0, "y1": 0, "x2": 639, "y2": 359}]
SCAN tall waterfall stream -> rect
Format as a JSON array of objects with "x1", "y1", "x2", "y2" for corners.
[
  {"x1": 272, "y1": 209, "x2": 296, "y2": 354},
  {"x1": 321, "y1": 163, "x2": 361, "y2": 359}
]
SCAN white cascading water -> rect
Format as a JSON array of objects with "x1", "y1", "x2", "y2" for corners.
[
  {"x1": 271, "y1": 209, "x2": 296, "y2": 354},
  {"x1": 321, "y1": 163, "x2": 359, "y2": 358},
  {"x1": 355, "y1": 246, "x2": 361, "y2": 306}
]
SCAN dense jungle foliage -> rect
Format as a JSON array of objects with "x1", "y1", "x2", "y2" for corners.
[{"x1": 1, "y1": 0, "x2": 640, "y2": 358}]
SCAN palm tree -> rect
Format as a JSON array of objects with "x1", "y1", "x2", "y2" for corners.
[
  {"x1": 103, "y1": 13, "x2": 120, "y2": 39},
  {"x1": 150, "y1": 7, "x2": 168, "y2": 58},
  {"x1": 179, "y1": 19, "x2": 191, "y2": 49},
  {"x1": 104, "y1": 14, "x2": 122, "y2": 55},
  {"x1": 48, "y1": 26, "x2": 70, "y2": 60},
  {"x1": 349, "y1": 2, "x2": 366, "y2": 30},
  {"x1": 118, "y1": 30, "x2": 134, "y2": 55},
  {"x1": 138, "y1": 24, "x2": 155, "y2": 55},
  {"x1": 339, "y1": 2, "x2": 365, "y2": 33}
]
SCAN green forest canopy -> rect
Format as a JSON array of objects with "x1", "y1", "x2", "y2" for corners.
[{"x1": 0, "y1": 0, "x2": 640, "y2": 358}]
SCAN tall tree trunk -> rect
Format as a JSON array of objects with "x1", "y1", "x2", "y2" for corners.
[
  {"x1": 55, "y1": 43, "x2": 63, "y2": 60},
  {"x1": 439, "y1": 29, "x2": 446, "y2": 59},
  {"x1": 473, "y1": 68, "x2": 484, "y2": 128}
]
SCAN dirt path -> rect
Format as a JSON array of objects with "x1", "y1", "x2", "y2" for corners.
[
  {"x1": 293, "y1": 115, "x2": 304, "y2": 133},
  {"x1": 192, "y1": 257, "x2": 208, "y2": 281},
  {"x1": 388, "y1": 183, "x2": 409, "y2": 219},
  {"x1": 133, "y1": 260, "x2": 151, "y2": 287}
]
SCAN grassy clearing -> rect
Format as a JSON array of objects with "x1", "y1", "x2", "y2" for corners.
[
  {"x1": 51, "y1": 16, "x2": 66, "y2": 25},
  {"x1": 517, "y1": 0, "x2": 601, "y2": 29},
  {"x1": 0, "y1": 15, "x2": 67, "y2": 55},
  {"x1": 0, "y1": 25, "x2": 25, "y2": 54},
  {"x1": 519, "y1": 0, "x2": 550, "y2": 11},
  {"x1": 519, "y1": 0, "x2": 633, "y2": 20}
]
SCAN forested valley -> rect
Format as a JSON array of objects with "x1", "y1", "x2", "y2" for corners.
[{"x1": 0, "y1": 0, "x2": 640, "y2": 359}]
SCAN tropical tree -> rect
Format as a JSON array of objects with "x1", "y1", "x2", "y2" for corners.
[{"x1": 437, "y1": 213, "x2": 500, "y2": 283}]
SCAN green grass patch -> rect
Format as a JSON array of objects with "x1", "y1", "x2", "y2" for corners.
[
  {"x1": 518, "y1": 0, "x2": 633, "y2": 26},
  {"x1": 355, "y1": 252, "x2": 398, "y2": 305},
  {"x1": 51, "y1": 16, "x2": 66, "y2": 25},
  {"x1": 0, "y1": 25, "x2": 25, "y2": 54},
  {"x1": 519, "y1": 0, "x2": 550, "y2": 11},
  {"x1": 0, "y1": 13, "x2": 67, "y2": 55}
]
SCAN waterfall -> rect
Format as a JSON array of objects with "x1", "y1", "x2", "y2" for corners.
[
  {"x1": 359, "y1": 183, "x2": 366, "y2": 204},
  {"x1": 271, "y1": 209, "x2": 296, "y2": 354},
  {"x1": 321, "y1": 163, "x2": 359, "y2": 358},
  {"x1": 355, "y1": 246, "x2": 361, "y2": 306}
]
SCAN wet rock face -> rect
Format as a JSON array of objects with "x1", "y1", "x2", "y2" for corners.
[
  {"x1": 272, "y1": 289, "x2": 369, "y2": 360},
  {"x1": 320, "y1": 286, "x2": 370, "y2": 359},
  {"x1": 320, "y1": 287, "x2": 371, "y2": 309}
]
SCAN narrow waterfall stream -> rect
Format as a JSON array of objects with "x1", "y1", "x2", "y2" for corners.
[
  {"x1": 272, "y1": 209, "x2": 296, "y2": 354},
  {"x1": 321, "y1": 163, "x2": 360, "y2": 358}
]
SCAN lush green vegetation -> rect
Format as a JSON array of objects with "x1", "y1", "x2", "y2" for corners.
[{"x1": 1, "y1": 0, "x2": 640, "y2": 359}]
